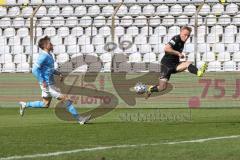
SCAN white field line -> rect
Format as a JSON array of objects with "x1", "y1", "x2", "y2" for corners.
[{"x1": 1, "y1": 135, "x2": 240, "y2": 160}]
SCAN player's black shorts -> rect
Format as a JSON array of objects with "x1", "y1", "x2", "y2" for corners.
[{"x1": 160, "y1": 58, "x2": 180, "y2": 81}]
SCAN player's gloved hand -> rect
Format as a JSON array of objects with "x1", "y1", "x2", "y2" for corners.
[{"x1": 178, "y1": 52, "x2": 185, "y2": 58}]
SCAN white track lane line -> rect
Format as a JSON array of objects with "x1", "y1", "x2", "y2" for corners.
[{"x1": 1, "y1": 135, "x2": 240, "y2": 160}]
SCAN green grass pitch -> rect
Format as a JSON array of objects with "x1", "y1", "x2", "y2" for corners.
[{"x1": 0, "y1": 73, "x2": 240, "y2": 160}]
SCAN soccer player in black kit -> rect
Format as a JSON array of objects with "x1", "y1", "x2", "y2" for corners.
[{"x1": 145, "y1": 26, "x2": 207, "y2": 98}]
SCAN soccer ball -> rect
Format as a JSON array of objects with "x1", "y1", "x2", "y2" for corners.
[{"x1": 134, "y1": 82, "x2": 147, "y2": 94}]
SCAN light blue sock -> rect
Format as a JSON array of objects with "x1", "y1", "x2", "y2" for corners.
[
  {"x1": 66, "y1": 100, "x2": 79, "y2": 119},
  {"x1": 26, "y1": 101, "x2": 45, "y2": 108}
]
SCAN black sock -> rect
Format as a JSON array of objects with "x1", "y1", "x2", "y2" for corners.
[
  {"x1": 150, "y1": 85, "x2": 159, "y2": 92},
  {"x1": 188, "y1": 64, "x2": 198, "y2": 75}
]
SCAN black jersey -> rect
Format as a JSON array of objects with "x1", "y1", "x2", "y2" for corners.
[{"x1": 161, "y1": 35, "x2": 185, "y2": 64}]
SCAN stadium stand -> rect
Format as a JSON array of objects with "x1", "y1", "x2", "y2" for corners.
[{"x1": 0, "y1": 0, "x2": 239, "y2": 72}]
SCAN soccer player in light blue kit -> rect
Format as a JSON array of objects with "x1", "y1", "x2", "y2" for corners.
[{"x1": 19, "y1": 36, "x2": 91, "y2": 124}]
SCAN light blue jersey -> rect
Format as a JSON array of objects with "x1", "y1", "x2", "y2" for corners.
[{"x1": 32, "y1": 50, "x2": 56, "y2": 85}]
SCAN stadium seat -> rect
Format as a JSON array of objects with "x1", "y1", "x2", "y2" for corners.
[
  {"x1": 223, "y1": 61, "x2": 237, "y2": 71},
  {"x1": 2, "y1": 63, "x2": 15, "y2": 72},
  {"x1": 74, "y1": 6, "x2": 87, "y2": 16},
  {"x1": 129, "y1": 52, "x2": 141, "y2": 63},
  {"x1": 222, "y1": 33, "x2": 235, "y2": 44},
  {"x1": 133, "y1": 62, "x2": 146, "y2": 72},
  {"x1": 183, "y1": 4, "x2": 196, "y2": 16},
  {"x1": 227, "y1": 43, "x2": 240, "y2": 53},
  {"x1": 53, "y1": 45, "x2": 66, "y2": 54},
  {"x1": 102, "y1": 5, "x2": 114, "y2": 16},
  {"x1": 134, "y1": 16, "x2": 147, "y2": 27},
  {"x1": 149, "y1": 16, "x2": 161, "y2": 27},
  {"x1": 99, "y1": 26, "x2": 111, "y2": 37},
  {"x1": 92, "y1": 35, "x2": 105, "y2": 45},
  {"x1": 135, "y1": 35, "x2": 147, "y2": 45},
  {"x1": 79, "y1": 16, "x2": 92, "y2": 27},
  {"x1": 47, "y1": 6, "x2": 60, "y2": 17},
  {"x1": 232, "y1": 14, "x2": 240, "y2": 25},
  {"x1": 143, "y1": 52, "x2": 156, "y2": 62},
  {"x1": 31, "y1": 0, "x2": 43, "y2": 4},
  {"x1": 93, "y1": 16, "x2": 106, "y2": 27},
  {"x1": 44, "y1": 0, "x2": 56, "y2": 4},
  {"x1": 120, "y1": 35, "x2": 133, "y2": 44},
  {"x1": 170, "y1": 4, "x2": 182, "y2": 16},
  {"x1": 139, "y1": 44, "x2": 152, "y2": 54},
  {"x1": 0, "y1": 18, "x2": 11, "y2": 28},
  {"x1": 149, "y1": 34, "x2": 161, "y2": 45},
  {"x1": 22, "y1": 6, "x2": 33, "y2": 17},
  {"x1": 153, "y1": 44, "x2": 165, "y2": 53},
  {"x1": 99, "y1": 53, "x2": 112, "y2": 63},
  {"x1": 225, "y1": 25, "x2": 238, "y2": 35},
  {"x1": 120, "y1": 16, "x2": 133, "y2": 27},
  {"x1": 207, "y1": 61, "x2": 221, "y2": 72},
  {"x1": 38, "y1": 17, "x2": 51, "y2": 27},
  {"x1": 6, "y1": 0, "x2": 16, "y2": 5},
  {"x1": 114, "y1": 53, "x2": 127, "y2": 63},
  {"x1": 25, "y1": 45, "x2": 38, "y2": 55},
  {"x1": 64, "y1": 36, "x2": 77, "y2": 45},
  {"x1": 57, "y1": 27, "x2": 70, "y2": 37},
  {"x1": 212, "y1": 43, "x2": 225, "y2": 53},
  {"x1": 140, "y1": 26, "x2": 153, "y2": 36},
  {"x1": 116, "y1": 5, "x2": 128, "y2": 16},
  {"x1": 143, "y1": 4, "x2": 155, "y2": 15},
  {"x1": 212, "y1": 3, "x2": 224, "y2": 15},
  {"x1": 66, "y1": 17, "x2": 78, "y2": 27},
  {"x1": 199, "y1": 4, "x2": 210, "y2": 16},
  {"x1": 156, "y1": 5, "x2": 169, "y2": 16},
  {"x1": 218, "y1": 15, "x2": 231, "y2": 25},
  {"x1": 162, "y1": 15, "x2": 174, "y2": 26},
  {"x1": 59, "y1": 62, "x2": 73, "y2": 73},
  {"x1": 232, "y1": 52, "x2": 240, "y2": 62},
  {"x1": 62, "y1": 6, "x2": 74, "y2": 16},
  {"x1": 0, "y1": 54, "x2": 13, "y2": 63},
  {"x1": 71, "y1": 27, "x2": 83, "y2": 37},
  {"x1": 176, "y1": 15, "x2": 188, "y2": 26},
  {"x1": 88, "y1": 5, "x2": 101, "y2": 16},
  {"x1": 51, "y1": 36, "x2": 62, "y2": 45},
  {"x1": 206, "y1": 15, "x2": 217, "y2": 25},
  {"x1": 78, "y1": 35, "x2": 90, "y2": 45},
  {"x1": 12, "y1": 17, "x2": 24, "y2": 28},
  {"x1": 124, "y1": 44, "x2": 137, "y2": 54},
  {"x1": 168, "y1": 26, "x2": 180, "y2": 36},
  {"x1": 225, "y1": 3, "x2": 238, "y2": 15},
  {"x1": 71, "y1": 53, "x2": 84, "y2": 65},
  {"x1": 0, "y1": 45, "x2": 10, "y2": 54},
  {"x1": 148, "y1": 61, "x2": 160, "y2": 72},
  {"x1": 18, "y1": 0, "x2": 29, "y2": 4},
  {"x1": 202, "y1": 52, "x2": 215, "y2": 62},
  {"x1": 81, "y1": 44, "x2": 94, "y2": 54},
  {"x1": 129, "y1": 5, "x2": 141, "y2": 16},
  {"x1": 57, "y1": 0, "x2": 68, "y2": 4},
  {"x1": 14, "y1": 54, "x2": 27, "y2": 64},
  {"x1": 56, "y1": 53, "x2": 69, "y2": 63},
  {"x1": 107, "y1": 16, "x2": 120, "y2": 26},
  {"x1": 190, "y1": 15, "x2": 203, "y2": 25},
  {"x1": 82, "y1": 0, "x2": 95, "y2": 4},
  {"x1": 16, "y1": 63, "x2": 30, "y2": 72},
  {"x1": 67, "y1": 44, "x2": 80, "y2": 55},
  {"x1": 8, "y1": 7, "x2": 20, "y2": 17},
  {"x1": 17, "y1": 28, "x2": 29, "y2": 37},
  {"x1": 11, "y1": 45, "x2": 24, "y2": 55},
  {"x1": 207, "y1": 34, "x2": 220, "y2": 43},
  {"x1": 217, "y1": 52, "x2": 231, "y2": 62},
  {"x1": 85, "y1": 26, "x2": 97, "y2": 36},
  {"x1": 35, "y1": 6, "x2": 47, "y2": 17},
  {"x1": 8, "y1": 36, "x2": 21, "y2": 46},
  {"x1": 0, "y1": 6, "x2": 7, "y2": 17},
  {"x1": 236, "y1": 34, "x2": 240, "y2": 43},
  {"x1": 184, "y1": 43, "x2": 194, "y2": 53},
  {"x1": 211, "y1": 25, "x2": 223, "y2": 35},
  {"x1": 154, "y1": 26, "x2": 167, "y2": 36},
  {"x1": 95, "y1": 44, "x2": 106, "y2": 54},
  {"x1": 44, "y1": 27, "x2": 56, "y2": 37}
]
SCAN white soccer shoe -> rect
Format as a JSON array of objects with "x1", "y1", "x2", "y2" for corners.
[
  {"x1": 19, "y1": 101, "x2": 26, "y2": 117},
  {"x1": 78, "y1": 115, "x2": 91, "y2": 125}
]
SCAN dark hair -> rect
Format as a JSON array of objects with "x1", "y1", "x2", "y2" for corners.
[
  {"x1": 181, "y1": 26, "x2": 192, "y2": 33},
  {"x1": 38, "y1": 36, "x2": 51, "y2": 50}
]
